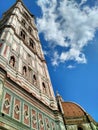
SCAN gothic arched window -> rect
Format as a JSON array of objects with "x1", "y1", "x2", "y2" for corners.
[
  {"x1": 29, "y1": 39, "x2": 35, "y2": 49},
  {"x1": 20, "y1": 29, "x2": 26, "y2": 40},
  {"x1": 33, "y1": 74, "x2": 37, "y2": 85},
  {"x1": 33, "y1": 74, "x2": 36, "y2": 80},
  {"x1": 9, "y1": 56, "x2": 15, "y2": 67},
  {"x1": 42, "y1": 82, "x2": 47, "y2": 94},
  {"x1": 21, "y1": 19, "x2": 26, "y2": 27},
  {"x1": 23, "y1": 66, "x2": 27, "y2": 76},
  {"x1": 28, "y1": 26, "x2": 32, "y2": 34},
  {"x1": 23, "y1": 12, "x2": 30, "y2": 22}
]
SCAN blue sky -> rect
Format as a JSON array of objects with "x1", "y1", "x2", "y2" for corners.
[{"x1": 0, "y1": 0, "x2": 98, "y2": 121}]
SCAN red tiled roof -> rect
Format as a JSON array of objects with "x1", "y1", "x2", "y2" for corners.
[{"x1": 61, "y1": 102, "x2": 85, "y2": 117}]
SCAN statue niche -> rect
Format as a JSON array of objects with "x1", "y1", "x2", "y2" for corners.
[{"x1": 9, "y1": 56, "x2": 15, "y2": 67}]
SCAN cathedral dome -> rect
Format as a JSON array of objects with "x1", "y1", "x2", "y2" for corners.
[{"x1": 61, "y1": 102, "x2": 85, "y2": 118}]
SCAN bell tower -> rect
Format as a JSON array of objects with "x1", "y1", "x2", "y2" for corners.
[
  {"x1": 0, "y1": 0, "x2": 65, "y2": 130},
  {"x1": 0, "y1": 0, "x2": 56, "y2": 107}
]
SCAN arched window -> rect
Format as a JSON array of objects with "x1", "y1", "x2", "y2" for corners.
[
  {"x1": 33, "y1": 74, "x2": 37, "y2": 85},
  {"x1": 21, "y1": 19, "x2": 26, "y2": 27},
  {"x1": 29, "y1": 39, "x2": 35, "y2": 49},
  {"x1": 42, "y1": 82, "x2": 47, "y2": 94},
  {"x1": 9, "y1": 56, "x2": 15, "y2": 67},
  {"x1": 23, "y1": 12, "x2": 30, "y2": 22},
  {"x1": 23, "y1": 66, "x2": 27, "y2": 76},
  {"x1": 28, "y1": 26, "x2": 32, "y2": 34},
  {"x1": 78, "y1": 127, "x2": 83, "y2": 130},
  {"x1": 20, "y1": 29, "x2": 26, "y2": 40},
  {"x1": 33, "y1": 74, "x2": 36, "y2": 80}
]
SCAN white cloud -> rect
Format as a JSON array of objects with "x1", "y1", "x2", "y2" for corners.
[
  {"x1": 51, "y1": 51, "x2": 59, "y2": 66},
  {"x1": 67, "y1": 65, "x2": 76, "y2": 69},
  {"x1": 37, "y1": 0, "x2": 98, "y2": 66},
  {"x1": 79, "y1": 0, "x2": 87, "y2": 6},
  {"x1": 60, "y1": 49, "x2": 87, "y2": 64},
  {"x1": 43, "y1": 50, "x2": 48, "y2": 56}
]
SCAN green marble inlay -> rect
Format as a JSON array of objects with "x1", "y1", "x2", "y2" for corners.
[{"x1": 1, "y1": 87, "x2": 64, "y2": 130}]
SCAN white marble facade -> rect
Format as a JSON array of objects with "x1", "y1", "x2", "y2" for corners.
[{"x1": 0, "y1": 0, "x2": 57, "y2": 110}]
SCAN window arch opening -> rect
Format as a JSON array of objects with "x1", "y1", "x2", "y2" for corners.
[
  {"x1": 33, "y1": 74, "x2": 37, "y2": 85},
  {"x1": 42, "y1": 82, "x2": 47, "y2": 94},
  {"x1": 20, "y1": 29, "x2": 26, "y2": 40},
  {"x1": 21, "y1": 19, "x2": 26, "y2": 27},
  {"x1": 23, "y1": 66, "x2": 27, "y2": 76},
  {"x1": 28, "y1": 26, "x2": 32, "y2": 34},
  {"x1": 33, "y1": 74, "x2": 37, "y2": 80},
  {"x1": 29, "y1": 39, "x2": 35, "y2": 49},
  {"x1": 23, "y1": 12, "x2": 30, "y2": 22},
  {"x1": 9, "y1": 56, "x2": 15, "y2": 67}
]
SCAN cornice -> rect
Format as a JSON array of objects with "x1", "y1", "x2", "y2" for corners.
[
  {"x1": 16, "y1": 0, "x2": 35, "y2": 19},
  {"x1": 2, "y1": 0, "x2": 34, "y2": 20},
  {"x1": 2, "y1": 6, "x2": 37, "y2": 32}
]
